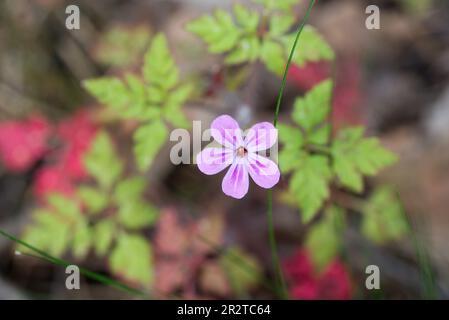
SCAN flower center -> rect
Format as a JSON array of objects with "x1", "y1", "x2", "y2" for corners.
[{"x1": 237, "y1": 146, "x2": 247, "y2": 157}]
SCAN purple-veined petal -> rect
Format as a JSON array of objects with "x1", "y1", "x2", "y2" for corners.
[
  {"x1": 211, "y1": 115, "x2": 243, "y2": 149},
  {"x1": 246, "y1": 152, "x2": 280, "y2": 189},
  {"x1": 196, "y1": 147, "x2": 234, "y2": 175},
  {"x1": 221, "y1": 159, "x2": 249, "y2": 199},
  {"x1": 244, "y1": 122, "x2": 278, "y2": 152}
]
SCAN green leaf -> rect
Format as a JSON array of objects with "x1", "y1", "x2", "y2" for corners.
[
  {"x1": 278, "y1": 123, "x2": 304, "y2": 149},
  {"x1": 20, "y1": 210, "x2": 71, "y2": 257},
  {"x1": 109, "y1": 233, "x2": 153, "y2": 286},
  {"x1": 260, "y1": 40, "x2": 286, "y2": 76},
  {"x1": 362, "y1": 186, "x2": 409, "y2": 244},
  {"x1": 219, "y1": 246, "x2": 262, "y2": 297},
  {"x1": 278, "y1": 124, "x2": 304, "y2": 173},
  {"x1": 133, "y1": 120, "x2": 168, "y2": 171},
  {"x1": 93, "y1": 219, "x2": 116, "y2": 257},
  {"x1": 46, "y1": 193, "x2": 83, "y2": 222},
  {"x1": 233, "y1": 4, "x2": 259, "y2": 31},
  {"x1": 279, "y1": 147, "x2": 303, "y2": 174},
  {"x1": 163, "y1": 84, "x2": 192, "y2": 128},
  {"x1": 292, "y1": 80, "x2": 333, "y2": 131},
  {"x1": 72, "y1": 224, "x2": 91, "y2": 259},
  {"x1": 94, "y1": 25, "x2": 151, "y2": 68},
  {"x1": 114, "y1": 177, "x2": 146, "y2": 205},
  {"x1": 225, "y1": 36, "x2": 260, "y2": 65},
  {"x1": 309, "y1": 124, "x2": 331, "y2": 145},
  {"x1": 187, "y1": 10, "x2": 241, "y2": 54},
  {"x1": 77, "y1": 186, "x2": 108, "y2": 214},
  {"x1": 252, "y1": 0, "x2": 298, "y2": 11},
  {"x1": 83, "y1": 131, "x2": 123, "y2": 189},
  {"x1": 83, "y1": 75, "x2": 149, "y2": 119},
  {"x1": 305, "y1": 206, "x2": 345, "y2": 270},
  {"x1": 117, "y1": 201, "x2": 158, "y2": 230},
  {"x1": 269, "y1": 14, "x2": 294, "y2": 37},
  {"x1": 332, "y1": 127, "x2": 398, "y2": 193},
  {"x1": 83, "y1": 77, "x2": 131, "y2": 111},
  {"x1": 143, "y1": 33, "x2": 179, "y2": 91},
  {"x1": 285, "y1": 26, "x2": 335, "y2": 66},
  {"x1": 290, "y1": 154, "x2": 332, "y2": 222}
]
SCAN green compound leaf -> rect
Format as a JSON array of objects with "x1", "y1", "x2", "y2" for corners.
[
  {"x1": 219, "y1": 246, "x2": 262, "y2": 297},
  {"x1": 234, "y1": 4, "x2": 259, "y2": 32},
  {"x1": 94, "y1": 25, "x2": 151, "y2": 68},
  {"x1": 109, "y1": 233, "x2": 153, "y2": 286},
  {"x1": 19, "y1": 193, "x2": 86, "y2": 258},
  {"x1": 252, "y1": 0, "x2": 298, "y2": 11},
  {"x1": 278, "y1": 123, "x2": 304, "y2": 173},
  {"x1": 309, "y1": 124, "x2": 331, "y2": 145},
  {"x1": 305, "y1": 205, "x2": 345, "y2": 270},
  {"x1": 46, "y1": 193, "x2": 83, "y2": 222},
  {"x1": 292, "y1": 80, "x2": 333, "y2": 132},
  {"x1": 72, "y1": 223, "x2": 92, "y2": 259},
  {"x1": 362, "y1": 186, "x2": 409, "y2": 244},
  {"x1": 269, "y1": 14, "x2": 295, "y2": 37},
  {"x1": 284, "y1": 25, "x2": 335, "y2": 67},
  {"x1": 225, "y1": 36, "x2": 260, "y2": 64},
  {"x1": 83, "y1": 77, "x2": 132, "y2": 111},
  {"x1": 260, "y1": 40, "x2": 286, "y2": 76},
  {"x1": 77, "y1": 186, "x2": 108, "y2": 215},
  {"x1": 143, "y1": 33, "x2": 179, "y2": 91},
  {"x1": 83, "y1": 131, "x2": 123, "y2": 189},
  {"x1": 133, "y1": 120, "x2": 168, "y2": 171},
  {"x1": 117, "y1": 201, "x2": 158, "y2": 230},
  {"x1": 186, "y1": 10, "x2": 242, "y2": 54},
  {"x1": 332, "y1": 127, "x2": 398, "y2": 193},
  {"x1": 290, "y1": 153, "x2": 332, "y2": 222},
  {"x1": 163, "y1": 83, "x2": 192, "y2": 128},
  {"x1": 20, "y1": 210, "x2": 71, "y2": 257},
  {"x1": 85, "y1": 35, "x2": 190, "y2": 123},
  {"x1": 278, "y1": 123, "x2": 304, "y2": 149},
  {"x1": 187, "y1": 4, "x2": 334, "y2": 78},
  {"x1": 114, "y1": 177, "x2": 147, "y2": 205},
  {"x1": 93, "y1": 219, "x2": 116, "y2": 257}
]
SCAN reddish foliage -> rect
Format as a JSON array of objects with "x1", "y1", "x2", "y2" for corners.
[
  {"x1": 56, "y1": 110, "x2": 98, "y2": 180},
  {"x1": 288, "y1": 57, "x2": 364, "y2": 128},
  {"x1": 33, "y1": 110, "x2": 97, "y2": 198},
  {"x1": 0, "y1": 116, "x2": 50, "y2": 172},
  {"x1": 288, "y1": 61, "x2": 331, "y2": 92},
  {"x1": 33, "y1": 166, "x2": 75, "y2": 197},
  {"x1": 283, "y1": 249, "x2": 352, "y2": 300}
]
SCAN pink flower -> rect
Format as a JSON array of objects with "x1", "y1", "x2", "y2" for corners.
[{"x1": 196, "y1": 115, "x2": 280, "y2": 199}]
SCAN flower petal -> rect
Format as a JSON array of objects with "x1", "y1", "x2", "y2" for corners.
[
  {"x1": 244, "y1": 122, "x2": 277, "y2": 152},
  {"x1": 222, "y1": 159, "x2": 249, "y2": 199},
  {"x1": 246, "y1": 153, "x2": 280, "y2": 189},
  {"x1": 197, "y1": 147, "x2": 234, "y2": 175},
  {"x1": 211, "y1": 115, "x2": 243, "y2": 149}
]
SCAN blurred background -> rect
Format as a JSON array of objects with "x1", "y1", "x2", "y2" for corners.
[{"x1": 0, "y1": 0, "x2": 449, "y2": 299}]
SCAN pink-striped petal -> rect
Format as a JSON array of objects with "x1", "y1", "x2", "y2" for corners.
[
  {"x1": 211, "y1": 115, "x2": 243, "y2": 149},
  {"x1": 244, "y1": 122, "x2": 277, "y2": 152},
  {"x1": 221, "y1": 159, "x2": 249, "y2": 199},
  {"x1": 246, "y1": 153, "x2": 280, "y2": 189},
  {"x1": 197, "y1": 147, "x2": 234, "y2": 175}
]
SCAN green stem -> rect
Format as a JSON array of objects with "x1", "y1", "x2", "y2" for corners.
[
  {"x1": 267, "y1": 190, "x2": 287, "y2": 298},
  {"x1": 0, "y1": 228, "x2": 148, "y2": 299},
  {"x1": 273, "y1": 0, "x2": 316, "y2": 127},
  {"x1": 268, "y1": 0, "x2": 317, "y2": 299},
  {"x1": 405, "y1": 214, "x2": 437, "y2": 299}
]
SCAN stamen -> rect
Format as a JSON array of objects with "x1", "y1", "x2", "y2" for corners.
[{"x1": 237, "y1": 147, "x2": 247, "y2": 157}]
